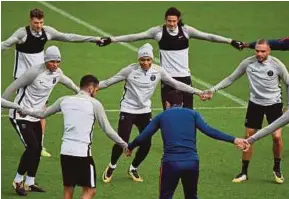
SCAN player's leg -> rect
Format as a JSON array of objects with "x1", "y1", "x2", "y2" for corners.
[
  {"x1": 41, "y1": 103, "x2": 51, "y2": 157},
  {"x1": 103, "y1": 112, "x2": 134, "y2": 183},
  {"x1": 266, "y1": 103, "x2": 284, "y2": 183},
  {"x1": 80, "y1": 187, "x2": 96, "y2": 199},
  {"x1": 9, "y1": 118, "x2": 29, "y2": 196},
  {"x1": 233, "y1": 101, "x2": 264, "y2": 182},
  {"x1": 159, "y1": 162, "x2": 180, "y2": 199},
  {"x1": 79, "y1": 157, "x2": 96, "y2": 199},
  {"x1": 161, "y1": 81, "x2": 174, "y2": 111},
  {"x1": 63, "y1": 186, "x2": 74, "y2": 199},
  {"x1": 40, "y1": 118, "x2": 51, "y2": 157},
  {"x1": 61, "y1": 155, "x2": 77, "y2": 199},
  {"x1": 180, "y1": 160, "x2": 199, "y2": 199},
  {"x1": 129, "y1": 112, "x2": 152, "y2": 182},
  {"x1": 24, "y1": 121, "x2": 45, "y2": 192},
  {"x1": 178, "y1": 76, "x2": 193, "y2": 109}
]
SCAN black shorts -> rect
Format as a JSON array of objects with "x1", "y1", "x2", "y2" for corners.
[
  {"x1": 245, "y1": 101, "x2": 283, "y2": 129},
  {"x1": 161, "y1": 76, "x2": 193, "y2": 110},
  {"x1": 61, "y1": 155, "x2": 96, "y2": 188}
]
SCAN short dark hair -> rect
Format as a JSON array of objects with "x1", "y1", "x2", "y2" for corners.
[
  {"x1": 256, "y1": 38, "x2": 269, "y2": 46},
  {"x1": 164, "y1": 7, "x2": 184, "y2": 26},
  {"x1": 166, "y1": 90, "x2": 183, "y2": 106},
  {"x1": 30, "y1": 8, "x2": 44, "y2": 19},
  {"x1": 80, "y1": 75, "x2": 99, "y2": 88}
]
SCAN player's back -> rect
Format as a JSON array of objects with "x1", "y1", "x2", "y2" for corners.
[
  {"x1": 158, "y1": 107, "x2": 199, "y2": 162},
  {"x1": 60, "y1": 93, "x2": 96, "y2": 157}
]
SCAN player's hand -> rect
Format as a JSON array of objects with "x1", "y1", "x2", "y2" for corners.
[
  {"x1": 231, "y1": 40, "x2": 245, "y2": 51},
  {"x1": 123, "y1": 147, "x2": 132, "y2": 157},
  {"x1": 18, "y1": 108, "x2": 28, "y2": 117},
  {"x1": 234, "y1": 138, "x2": 250, "y2": 151},
  {"x1": 200, "y1": 90, "x2": 213, "y2": 101},
  {"x1": 97, "y1": 37, "x2": 112, "y2": 47}
]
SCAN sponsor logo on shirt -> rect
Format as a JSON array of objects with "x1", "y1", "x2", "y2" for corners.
[{"x1": 267, "y1": 70, "x2": 274, "y2": 77}]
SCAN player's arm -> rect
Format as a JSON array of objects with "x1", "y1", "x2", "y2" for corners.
[
  {"x1": 1, "y1": 98, "x2": 20, "y2": 109},
  {"x1": 98, "y1": 65, "x2": 132, "y2": 89},
  {"x1": 247, "y1": 110, "x2": 289, "y2": 144},
  {"x1": 20, "y1": 97, "x2": 64, "y2": 119},
  {"x1": 247, "y1": 39, "x2": 289, "y2": 51},
  {"x1": 45, "y1": 26, "x2": 101, "y2": 43},
  {"x1": 195, "y1": 111, "x2": 236, "y2": 143},
  {"x1": 160, "y1": 68, "x2": 202, "y2": 95},
  {"x1": 2, "y1": 66, "x2": 41, "y2": 100},
  {"x1": 128, "y1": 114, "x2": 161, "y2": 151},
  {"x1": 185, "y1": 25, "x2": 243, "y2": 50},
  {"x1": 1, "y1": 27, "x2": 26, "y2": 50},
  {"x1": 185, "y1": 25, "x2": 232, "y2": 43},
  {"x1": 58, "y1": 73, "x2": 80, "y2": 93},
  {"x1": 111, "y1": 27, "x2": 159, "y2": 43},
  {"x1": 209, "y1": 58, "x2": 249, "y2": 93},
  {"x1": 93, "y1": 99, "x2": 127, "y2": 148},
  {"x1": 274, "y1": 58, "x2": 289, "y2": 108}
]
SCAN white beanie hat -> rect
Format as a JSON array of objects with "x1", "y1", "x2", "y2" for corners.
[
  {"x1": 138, "y1": 43, "x2": 154, "y2": 59},
  {"x1": 44, "y1": 46, "x2": 61, "y2": 62}
]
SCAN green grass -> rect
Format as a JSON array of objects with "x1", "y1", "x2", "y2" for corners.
[{"x1": 1, "y1": 1, "x2": 289, "y2": 199}]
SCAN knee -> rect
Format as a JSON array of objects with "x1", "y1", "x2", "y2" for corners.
[
  {"x1": 273, "y1": 134, "x2": 282, "y2": 143},
  {"x1": 245, "y1": 129, "x2": 256, "y2": 138}
]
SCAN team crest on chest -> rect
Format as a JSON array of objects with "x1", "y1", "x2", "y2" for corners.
[
  {"x1": 150, "y1": 75, "x2": 156, "y2": 81},
  {"x1": 267, "y1": 70, "x2": 274, "y2": 77},
  {"x1": 52, "y1": 77, "x2": 57, "y2": 84}
]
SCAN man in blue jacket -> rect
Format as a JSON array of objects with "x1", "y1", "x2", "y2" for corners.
[{"x1": 127, "y1": 90, "x2": 247, "y2": 199}]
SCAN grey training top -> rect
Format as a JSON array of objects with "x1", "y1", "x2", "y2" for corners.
[
  {"x1": 21, "y1": 91, "x2": 128, "y2": 157},
  {"x1": 2, "y1": 64, "x2": 79, "y2": 121},
  {"x1": 112, "y1": 25, "x2": 232, "y2": 77},
  {"x1": 210, "y1": 55, "x2": 289, "y2": 106}
]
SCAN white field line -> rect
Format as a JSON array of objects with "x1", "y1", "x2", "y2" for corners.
[{"x1": 38, "y1": 1, "x2": 247, "y2": 107}]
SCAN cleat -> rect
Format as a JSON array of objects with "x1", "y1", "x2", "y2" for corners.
[
  {"x1": 12, "y1": 181, "x2": 27, "y2": 196},
  {"x1": 41, "y1": 148, "x2": 51, "y2": 157},
  {"x1": 102, "y1": 166, "x2": 115, "y2": 183},
  {"x1": 232, "y1": 173, "x2": 248, "y2": 183},
  {"x1": 24, "y1": 184, "x2": 46, "y2": 192},
  {"x1": 128, "y1": 169, "x2": 143, "y2": 182},
  {"x1": 273, "y1": 171, "x2": 284, "y2": 184}
]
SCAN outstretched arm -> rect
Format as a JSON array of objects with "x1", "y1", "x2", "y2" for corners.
[
  {"x1": 20, "y1": 97, "x2": 64, "y2": 119},
  {"x1": 58, "y1": 74, "x2": 80, "y2": 93},
  {"x1": 1, "y1": 98, "x2": 20, "y2": 109},
  {"x1": 1, "y1": 27, "x2": 26, "y2": 50},
  {"x1": 195, "y1": 112, "x2": 236, "y2": 143},
  {"x1": 247, "y1": 110, "x2": 289, "y2": 144},
  {"x1": 45, "y1": 26, "x2": 100, "y2": 43},
  {"x1": 98, "y1": 65, "x2": 132, "y2": 89},
  {"x1": 111, "y1": 27, "x2": 159, "y2": 43},
  {"x1": 2, "y1": 66, "x2": 41, "y2": 100},
  {"x1": 128, "y1": 114, "x2": 161, "y2": 150},
  {"x1": 209, "y1": 58, "x2": 248, "y2": 93},
  {"x1": 93, "y1": 99, "x2": 127, "y2": 148},
  {"x1": 160, "y1": 68, "x2": 202, "y2": 95}
]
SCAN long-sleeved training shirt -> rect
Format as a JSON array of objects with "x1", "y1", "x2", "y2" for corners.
[
  {"x1": 112, "y1": 25, "x2": 232, "y2": 77},
  {"x1": 210, "y1": 55, "x2": 289, "y2": 106},
  {"x1": 99, "y1": 63, "x2": 202, "y2": 114},
  {"x1": 21, "y1": 91, "x2": 127, "y2": 157},
  {"x1": 1, "y1": 98, "x2": 20, "y2": 109},
  {"x1": 2, "y1": 25, "x2": 100, "y2": 78},
  {"x1": 2, "y1": 64, "x2": 79, "y2": 122},
  {"x1": 128, "y1": 107, "x2": 235, "y2": 162}
]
